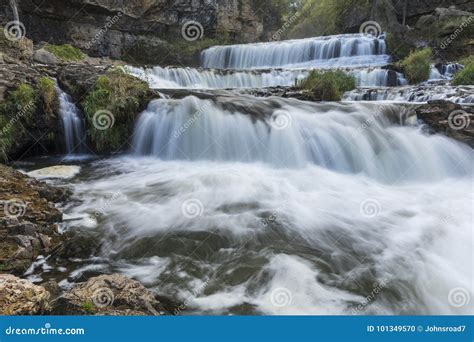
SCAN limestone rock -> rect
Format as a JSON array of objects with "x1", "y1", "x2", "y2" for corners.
[
  {"x1": 53, "y1": 274, "x2": 164, "y2": 315},
  {"x1": 33, "y1": 48, "x2": 60, "y2": 65},
  {"x1": 0, "y1": 274, "x2": 50, "y2": 315}
]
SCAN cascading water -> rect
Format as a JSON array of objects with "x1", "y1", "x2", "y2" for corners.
[
  {"x1": 126, "y1": 66, "x2": 406, "y2": 89},
  {"x1": 428, "y1": 63, "x2": 464, "y2": 81},
  {"x1": 56, "y1": 85, "x2": 86, "y2": 154},
  {"x1": 61, "y1": 96, "x2": 472, "y2": 315},
  {"x1": 33, "y1": 33, "x2": 472, "y2": 316},
  {"x1": 201, "y1": 34, "x2": 389, "y2": 69}
]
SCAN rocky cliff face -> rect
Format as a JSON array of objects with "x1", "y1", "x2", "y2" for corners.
[{"x1": 0, "y1": 0, "x2": 269, "y2": 65}]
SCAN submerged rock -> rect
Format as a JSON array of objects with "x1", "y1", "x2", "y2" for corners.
[
  {"x1": 0, "y1": 274, "x2": 50, "y2": 315},
  {"x1": 53, "y1": 274, "x2": 165, "y2": 316},
  {"x1": 27, "y1": 165, "x2": 81, "y2": 180}
]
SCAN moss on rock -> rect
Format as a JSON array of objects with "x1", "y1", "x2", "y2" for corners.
[
  {"x1": 44, "y1": 44, "x2": 85, "y2": 62},
  {"x1": 297, "y1": 70, "x2": 356, "y2": 101},
  {"x1": 400, "y1": 48, "x2": 432, "y2": 84},
  {"x1": 82, "y1": 69, "x2": 151, "y2": 152}
]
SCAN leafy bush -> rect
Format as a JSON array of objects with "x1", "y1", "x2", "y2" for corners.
[
  {"x1": 82, "y1": 69, "x2": 150, "y2": 152},
  {"x1": 298, "y1": 70, "x2": 356, "y2": 101},
  {"x1": 44, "y1": 44, "x2": 85, "y2": 61},
  {"x1": 0, "y1": 84, "x2": 37, "y2": 161},
  {"x1": 452, "y1": 60, "x2": 474, "y2": 85},
  {"x1": 400, "y1": 48, "x2": 432, "y2": 84},
  {"x1": 37, "y1": 77, "x2": 58, "y2": 116}
]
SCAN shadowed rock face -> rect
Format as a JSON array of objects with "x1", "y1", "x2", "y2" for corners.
[
  {"x1": 2, "y1": 0, "x2": 267, "y2": 65},
  {"x1": 0, "y1": 164, "x2": 70, "y2": 275}
]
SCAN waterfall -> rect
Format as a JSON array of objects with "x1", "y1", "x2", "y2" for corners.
[
  {"x1": 343, "y1": 85, "x2": 474, "y2": 103},
  {"x1": 131, "y1": 96, "x2": 471, "y2": 182},
  {"x1": 125, "y1": 66, "x2": 309, "y2": 89},
  {"x1": 201, "y1": 34, "x2": 389, "y2": 69},
  {"x1": 428, "y1": 63, "x2": 464, "y2": 81},
  {"x1": 56, "y1": 85, "x2": 86, "y2": 154},
  {"x1": 9, "y1": 0, "x2": 19, "y2": 22},
  {"x1": 126, "y1": 66, "x2": 407, "y2": 89}
]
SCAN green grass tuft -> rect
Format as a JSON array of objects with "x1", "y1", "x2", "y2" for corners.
[
  {"x1": 400, "y1": 48, "x2": 432, "y2": 84},
  {"x1": 452, "y1": 60, "x2": 474, "y2": 85},
  {"x1": 82, "y1": 69, "x2": 150, "y2": 152},
  {"x1": 44, "y1": 44, "x2": 85, "y2": 61},
  {"x1": 297, "y1": 70, "x2": 356, "y2": 101}
]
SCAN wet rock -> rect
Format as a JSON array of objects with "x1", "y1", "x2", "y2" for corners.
[
  {"x1": 33, "y1": 48, "x2": 60, "y2": 65},
  {"x1": 52, "y1": 274, "x2": 165, "y2": 315},
  {"x1": 0, "y1": 164, "x2": 68, "y2": 275},
  {"x1": 28, "y1": 165, "x2": 81, "y2": 180},
  {"x1": 0, "y1": 274, "x2": 50, "y2": 315},
  {"x1": 416, "y1": 100, "x2": 474, "y2": 147}
]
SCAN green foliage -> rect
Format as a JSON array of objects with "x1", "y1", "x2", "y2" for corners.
[
  {"x1": 37, "y1": 77, "x2": 58, "y2": 117},
  {"x1": 458, "y1": 56, "x2": 474, "y2": 67},
  {"x1": 44, "y1": 44, "x2": 85, "y2": 61},
  {"x1": 452, "y1": 60, "x2": 474, "y2": 86},
  {"x1": 400, "y1": 48, "x2": 432, "y2": 84},
  {"x1": 298, "y1": 69, "x2": 356, "y2": 101},
  {"x1": 0, "y1": 83, "x2": 37, "y2": 161},
  {"x1": 288, "y1": 0, "x2": 371, "y2": 38},
  {"x1": 81, "y1": 301, "x2": 94, "y2": 313},
  {"x1": 82, "y1": 69, "x2": 150, "y2": 152},
  {"x1": 386, "y1": 32, "x2": 413, "y2": 60}
]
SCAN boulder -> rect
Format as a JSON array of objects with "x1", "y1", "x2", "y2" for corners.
[
  {"x1": 33, "y1": 48, "x2": 60, "y2": 65},
  {"x1": 53, "y1": 274, "x2": 164, "y2": 315},
  {"x1": 0, "y1": 274, "x2": 50, "y2": 315},
  {"x1": 0, "y1": 164, "x2": 69, "y2": 274}
]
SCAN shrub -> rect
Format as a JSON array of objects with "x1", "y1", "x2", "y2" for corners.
[
  {"x1": 298, "y1": 70, "x2": 356, "y2": 101},
  {"x1": 452, "y1": 61, "x2": 474, "y2": 86},
  {"x1": 400, "y1": 48, "x2": 432, "y2": 84},
  {"x1": 44, "y1": 44, "x2": 85, "y2": 61},
  {"x1": 0, "y1": 84, "x2": 37, "y2": 161},
  {"x1": 82, "y1": 69, "x2": 150, "y2": 152},
  {"x1": 37, "y1": 77, "x2": 58, "y2": 117}
]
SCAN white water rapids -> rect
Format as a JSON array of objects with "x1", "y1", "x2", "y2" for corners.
[{"x1": 61, "y1": 96, "x2": 473, "y2": 315}]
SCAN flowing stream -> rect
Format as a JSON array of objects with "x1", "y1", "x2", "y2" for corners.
[
  {"x1": 56, "y1": 85, "x2": 86, "y2": 155},
  {"x1": 36, "y1": 33, "x2": 473, "y2": 315}
]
